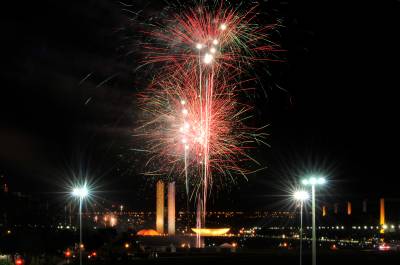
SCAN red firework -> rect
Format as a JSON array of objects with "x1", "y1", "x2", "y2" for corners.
[{"x1": 135, "y1": 1, "x2": 279, "y2": 238}]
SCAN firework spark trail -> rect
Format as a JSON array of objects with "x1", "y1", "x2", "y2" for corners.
[{"x1": 136, "y1": 1, "x2": 279, "y2": 246}]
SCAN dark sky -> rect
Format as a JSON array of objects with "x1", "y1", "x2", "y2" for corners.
[{"x1": 1, "y1": 0, "x2": 399, "y2": 210}]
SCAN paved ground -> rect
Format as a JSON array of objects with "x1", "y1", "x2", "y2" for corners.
[{"x1": 73, "y1": 249, "x2": 400, "y2": 265}]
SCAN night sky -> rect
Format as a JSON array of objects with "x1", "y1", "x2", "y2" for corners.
[{"x1": 1, "y1": 0, "x2": 399, "y2": 210}]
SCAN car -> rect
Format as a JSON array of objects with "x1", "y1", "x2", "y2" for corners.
[
  {"x1": 378, "y1": 242, "x2": 400, "y2": 251},
  {"x1": 13, "y1": 254, "x2": 24, "y2": 265}
]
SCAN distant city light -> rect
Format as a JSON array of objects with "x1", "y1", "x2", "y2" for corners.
[
  {"x1": 191, "y1": 228, "x2": 230, "y2": 236},
  {"x1": 110, "y1": 216, "x2": 117, "y2": 227}
]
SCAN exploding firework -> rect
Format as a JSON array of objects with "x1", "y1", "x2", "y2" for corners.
[
  {"x1": 135, "y1": 1, "x2": 280, "y2": 246},
  {"x1": 140, "y1": 1, "x2": 281, "y2": 75},
  {"x1": 137, "y1": 69, "x2": 267, "y2": 190}
]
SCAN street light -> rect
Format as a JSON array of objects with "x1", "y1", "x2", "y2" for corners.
[
  {"x1": 302, "y1": 176, "x2": 326, "y2": 265},
  {"x1": 72, "y1": 185, "x2": 89, "y2": 265},
  {"x1": 293, "y1": 190, "x2": 309, "y2": 265}
]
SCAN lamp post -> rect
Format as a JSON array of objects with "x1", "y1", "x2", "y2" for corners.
[
  {"x1": 302, "y1": 176, "x2": 326, "y2": 265},
  {"x1": 293, "y1": 190, "x2": 310, "y2": 265},
  {"x1": 72, "y1": 185, "x2": 89, "y2": 265}
]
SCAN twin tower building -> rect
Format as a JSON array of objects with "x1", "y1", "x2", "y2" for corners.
[{"x1": 156, "y1": 180, "x2": 176, "y2": 235}]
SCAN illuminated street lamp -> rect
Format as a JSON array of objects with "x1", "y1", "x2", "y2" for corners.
[
  {"x1": 293, "y1": 190, "x2": 309, "y2": 265},
  {"x1": 302, "y1": 176, "x2": 326, "y2": 265},
  {"x1": 72, "y1": 185, "x2": 89, "y2": 265}
]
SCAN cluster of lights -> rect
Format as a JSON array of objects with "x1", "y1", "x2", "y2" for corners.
[
  {"x1": 87, "y1": 251, "x2": 97, "y2": 259},
  {"x1": 179, "y1": 99, "x2": 208, "y2": 154},
  {"x1": 306, "y1": 226, "x2": 345, "y2": 230},
  {"x1": 302, "y1": 176, "x2": 326, "y2": 186},
  {"x1": 102, "y1": 214, "x2": 118, "y2": 227},
  {"x1": 180, "y1": 100, "x2": 190, "y2": 151},
  {"x1": 349, "y1": 224, "x2": 399, "y2": 230},
  {"x1": 203, "y1": 53, "x2": 214, "y2": 64},
  {"x1": 195, "y1": 23, "x2": 226, "y2": 64},
  {"x1": 56, "y1": 225, "x2": 72, "y2": 230}
]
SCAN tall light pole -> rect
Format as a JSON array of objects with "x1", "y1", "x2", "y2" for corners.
[
  {"x1": 293, "y1": 190, "x2": 310, "y2": 265},
  {"x1": 72, "y1": 185, "x2": 89, "y2": 265},
  {"x1": 302, "y1": 176, "x2": 325, "y2": 265}
]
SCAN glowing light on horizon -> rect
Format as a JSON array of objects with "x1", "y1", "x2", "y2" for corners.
[{"x1": 192, "y1": 228, "x2": 230, "y2": 236}]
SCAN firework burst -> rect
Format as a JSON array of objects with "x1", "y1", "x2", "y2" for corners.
[{"x1": 135, "y1": 1, "x2": 280, "y2": 244}]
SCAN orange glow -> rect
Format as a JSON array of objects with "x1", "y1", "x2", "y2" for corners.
[
  {"x1": 15, "y1": 259, "x2": 23, "y2": 265},
  {"x1": 168, "y1": 182, "x2": 176, "y2": 235},
  {"x1": 347, "y1": 202, "x2": 352, "y2": 215},
  {"x1": 124, "y1": 243, "x2": 130, "y2": 249},
  {"x1": 156, "y1": 180, "x2": 165, "y2": 234},
  {"x1": 322, "y1": 206, "x2": 327, "y2": 217},
  {"x1": 191, "y1": 228, "x2": 230, "y2": 236},
  {"x1": 380, "y1": 198, "x2": 385, "y2": 234},
  {"x1": 137, "y1": 229, "x2": 161, "y2": 236},
  {"x1": 91, "y1": 252, "x2": 97, "y2": 257},
  {"x1": 65, "y1": 250, "x2": 71, "y2": 257},
  {"x1": 110, "y1": 216, "x2": 117, "y2": 227}
]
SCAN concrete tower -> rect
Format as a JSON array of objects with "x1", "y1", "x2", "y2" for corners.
[
  {"x1": 347, "y1": 202, "x2": 352, "y2": 215},
  {"x1": 362, "y1": 199, "x2": 367, "y2": 213},
  {"x1": 334, "y1": 203, "x2": 338, "y2": 214},
  {"x1": 380, "y1": 198, "x2": 385, "y2": 234},
  {"x1": 156, "y1": 180, "x2": 164, "y2": 234},
  {"x1": 168, "y1": 182, "x2": 176, "y2": 235}
]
